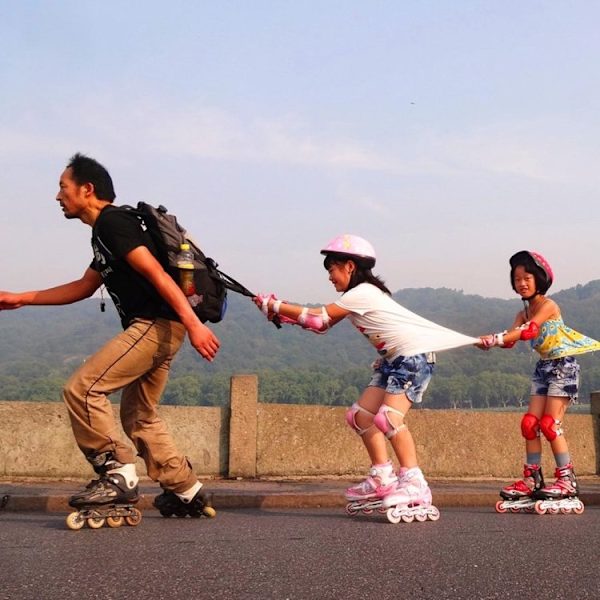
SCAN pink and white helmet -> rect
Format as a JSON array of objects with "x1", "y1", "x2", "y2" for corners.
[
  {"x1": 509, "y1": 250, "x2": 553, "y2": 295},
  {"x1": 320, "y1": 234, "x2": 376, "y2": 268}
]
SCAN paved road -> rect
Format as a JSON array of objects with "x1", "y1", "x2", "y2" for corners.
[{"x1": 1, "y1": 506, "x2": 600, "y2": 600}]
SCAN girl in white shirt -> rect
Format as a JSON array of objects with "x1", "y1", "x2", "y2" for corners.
[{"x1": 256, "y1": 234, "x2": 477, "y2": 520}]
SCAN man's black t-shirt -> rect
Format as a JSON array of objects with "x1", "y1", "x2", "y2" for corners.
[{"x1": 91, "y1": 205, "x2": 179, "y2": 328}]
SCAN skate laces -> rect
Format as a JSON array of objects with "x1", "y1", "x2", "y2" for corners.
[
  {"x1": 350, "y1": 477, "x2": 378, "y2": 494},
  {"x1": 83, "y1": 473, "x2": 110, "y2": 490},
  {"x1": 547, "y1": 474, "x2": 575, "y2": 493},
  {"x1": 397, "y1": 475, "x2": 428, "y2": 496},
  {"x1": 555, "y1": 464, "x2": 573, "y2": 479},
  {"x1": 385, "y1": 475, "x2": 431, "y2": 507},
  {"x1": 555, "y1": 479, "x2": 574, "y2": 492}
]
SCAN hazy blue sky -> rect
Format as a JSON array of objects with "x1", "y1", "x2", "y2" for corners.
[{"x1": 2, "y1": 1, "x2": 599, "y2": 304}]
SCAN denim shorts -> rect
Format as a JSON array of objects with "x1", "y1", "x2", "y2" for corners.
[
  {"x1": 530, "y1": 356, "x2": 580, "y2": 401},
  {"x1": 368, "y1": 353, "x2": 435, "y2": 403}
]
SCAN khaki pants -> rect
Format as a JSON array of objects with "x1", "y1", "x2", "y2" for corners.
[{"x1": 63, "y1": 317, "x2": 197, "y2": 493}]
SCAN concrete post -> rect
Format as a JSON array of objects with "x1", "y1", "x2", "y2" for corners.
[
  {"x1": 590, "y1": 391, "x2": 600, "y2": 475},
  {"x1": 228, "y1": 374, "x2": 258, "y2": 478}
]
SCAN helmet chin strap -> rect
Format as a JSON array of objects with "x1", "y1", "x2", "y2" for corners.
[
  {"x1": 521, "y1": 290, "x2": 540, "y2": 318},
  {"x1": 522, "y1": 291, "x2": 539, "y2": 301}
]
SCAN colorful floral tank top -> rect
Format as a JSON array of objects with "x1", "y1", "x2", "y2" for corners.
[{"x1": 531, "y1": 317, "x2": 600, "y2": 359}]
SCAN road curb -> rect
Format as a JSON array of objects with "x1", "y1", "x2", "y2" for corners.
[
  {"x1": 0, "y1": 492, "x2": 500, "y2": 513},
  {"x1": 2, "y1": 482, "x2": 600, "y2": 513},
  {"x1": 0, "y1": 490, "x2": 559, "y2": 513}
]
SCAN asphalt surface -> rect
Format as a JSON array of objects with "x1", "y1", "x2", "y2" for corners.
[
  {"x1": 3, "y1": 475, "x2": 600, "y2": 512},
  {"x1": 2, "y1": 507, "x2": 600, "y2": 599}
]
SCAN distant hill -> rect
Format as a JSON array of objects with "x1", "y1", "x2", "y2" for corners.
[{"x1": 2, "y1": 282, "x2": 600, "y2": 408}]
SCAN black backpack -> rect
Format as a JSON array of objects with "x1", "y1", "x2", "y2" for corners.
[
  {"x1": 120, "y1": 202, "x2": 281, "y2": 328},
  {"x1": 126, "y1": 202, "x2": 229, "y2": 323}
]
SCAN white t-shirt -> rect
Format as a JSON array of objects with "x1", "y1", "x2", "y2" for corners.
[{"x1": 335, "y1": 283, "x2": 479, "y2": 360}]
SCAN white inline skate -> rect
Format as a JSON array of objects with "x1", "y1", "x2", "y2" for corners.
[
  {"x1": 495, "y1": 463, "x2": 544, "y2": 514},
  {"x1": 532, "y1": 464, "x2": 584, "y2": 515},
  {"x1": 382, "y1": 468, "x2": 440, "y2": 524},
  {"x1": 345, "y1": 462, "x2": 398, "y2": 516}
]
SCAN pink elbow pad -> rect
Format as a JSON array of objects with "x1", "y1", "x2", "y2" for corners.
[{"x1": 297, "y1": 307, "x2": 331, "y2": 333}]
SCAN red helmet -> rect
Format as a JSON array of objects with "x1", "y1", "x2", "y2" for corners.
[{"x1": 509, "y1": 250, "x2": 553, "y2": 295}]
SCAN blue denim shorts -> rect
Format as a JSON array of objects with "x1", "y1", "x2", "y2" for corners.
[
  {"x1": 530, "y1": 356, "x2": 580, "y2": 401},
  {"x1": 368, "y1": 353, "x2": 435, "y2": 403}
]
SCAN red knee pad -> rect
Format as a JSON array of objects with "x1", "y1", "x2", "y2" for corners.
[
  {"x1": 539, "y1": 414, "x2": 559, "y2": 441},
  {"x1": 520, "y1": 413, "x2": 540, "y2": 440}
]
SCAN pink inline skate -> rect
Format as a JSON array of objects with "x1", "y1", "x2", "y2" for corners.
[
  {"x1": 382, "y1": 468, "x2": 440, "y2": 524},
  {"x1": 345, "y1": 462, "x2": 398, "y2": 516}
]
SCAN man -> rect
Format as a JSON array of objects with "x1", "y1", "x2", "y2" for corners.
[{"x1": 0, "y1": 153, "x2": 219, "y2": 515}]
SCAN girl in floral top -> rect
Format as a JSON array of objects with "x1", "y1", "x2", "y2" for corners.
[{"x1": 479, "y1": 250, "x2": 600, "y2": 510}]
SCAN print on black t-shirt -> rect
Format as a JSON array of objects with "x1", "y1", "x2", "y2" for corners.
[{"x1": 91, "y1": 206, "x2": 178, "y2": 328}]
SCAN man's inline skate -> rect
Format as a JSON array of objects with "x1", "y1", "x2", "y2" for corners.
[
  {"x1": 382, "y1": 468, "x2": 440, "y2": 524},
  {"x1": 496, "y1": 463, "x2": 544, "y2": 514},
  {"x1": 345, "y1": 462, "x2": 398, "y2": 516},
  {"x1": 66, "y1": 454, "x2": 141, "y2": 530},
  {"x1": 532, "y1": 464, "x2": 584, "y2": 515},
  {"x1": 153, "y1": 485, "x2": 216, "y2": 519}
]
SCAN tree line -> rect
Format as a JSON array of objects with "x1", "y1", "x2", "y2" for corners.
[{"x1": 2, "y1": 282, "x2": 600, "y2": 409}]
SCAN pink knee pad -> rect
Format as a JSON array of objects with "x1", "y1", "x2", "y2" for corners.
[
  {"x1": 345, "y1": 403, "x2": 374, "y2": 436},
  {"x1": 373, "y1": 405, "x2": 407, "y2": 439},
  {"x1": 539, "y1": 414, "x2": 561, "y2": 441},
  {"x1": 520, "y1": 413, "x2": 540, "y2": 441}
]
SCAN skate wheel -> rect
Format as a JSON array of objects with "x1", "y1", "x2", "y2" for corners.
[
  {"x1": 203, "y1": 506, "x2": 217, "y2": 518},
  {"x1": 386, "y1": 508, "x2": 402, "y2": 525},
  {"x1": 510, "y1": 507, "x2": 521, "y2": 513},
  {"x1": 415, "y1": 512, "x2": 428, "y2": 522},
  {"x1": 574, "y1": 503, "x2": 585, "y2": 515},
  {"x1": 548, "y1": 506, "x2": 560, "y2": 515},
  {"x1": 362, "y1": 508, "x2": 374, "y2": 515},
  {"x1": 495, "y1": 500, "x2": 507, "y2": 514},
  {"x1": 534, "y1": 500, "x2": 547, "y2": 515},
  {"x1": 87, "y1": 516, "x2": 105, "y2": 529},
  {"x1": 107, "y1": 516, "x2": 123, "y2": 528},
  {"x1": 66, "y1": 512, "x2": 85, "y2": 531},
  {"x1": 401, "y1": 513, "x2": 414, "y2": 523},
  {"x1": 428, "y1": 507, "x2": 440, "y2": 521},
  {"x1": 345, "y1": 504, "x2": 359, "y2": 517},
  {"x1": 560, "y1": 507, "x2": 571, "y2": 514},
  {"x1": 125, "y1": 508, "x2": 142, "y2": 527}
]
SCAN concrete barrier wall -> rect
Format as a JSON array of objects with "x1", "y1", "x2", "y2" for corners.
[
  {"x1": 256, "y1": 405, "x2": 599, "y2": 478},
  {"x1": 0, "y1": 401, "x2": 227, "y2": 479},
  {"x1": 1, "y1": 376, "x2": 600, "y2": 480}
]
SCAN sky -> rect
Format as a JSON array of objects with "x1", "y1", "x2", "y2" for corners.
[{"x1": 1, "y1": 1, "x2": 600, "y2": 303}]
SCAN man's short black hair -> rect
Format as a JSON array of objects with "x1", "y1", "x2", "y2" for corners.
[{"x1": 66, "y1": 153, "x2": 116, "y2": 202}]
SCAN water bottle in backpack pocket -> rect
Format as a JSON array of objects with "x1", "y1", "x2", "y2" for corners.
[
  {"x1": 176, "y1": 243, "x2": 196, "y2": 296},
  {"x1": 127, "y1": 202, "x2": 228, "y2": 323}
]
